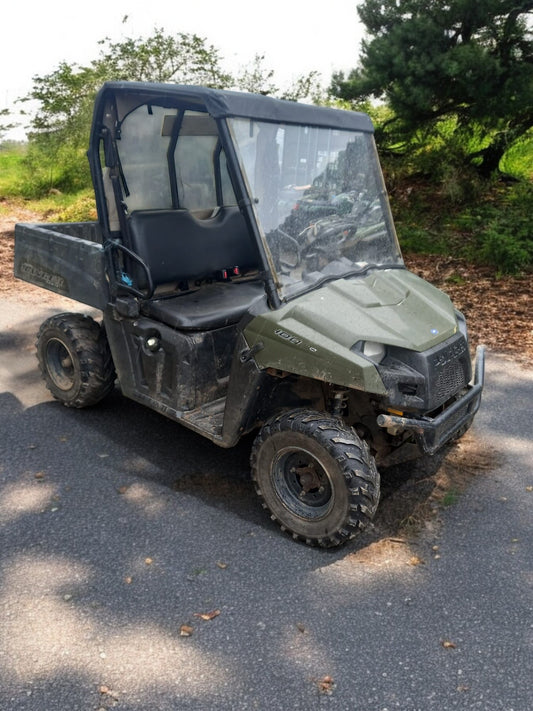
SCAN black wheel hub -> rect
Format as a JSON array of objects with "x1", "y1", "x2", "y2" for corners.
[
  {"x1": 272, "y1": 449, "x2": 333, "y2": 520},
  {"x1": 46, "y1": 339, "x2": 75, "y2": 390}
]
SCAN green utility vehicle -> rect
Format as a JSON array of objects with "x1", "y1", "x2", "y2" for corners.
[{"x1": 14, "y1": 82, "x2": 484, "y2": 547}]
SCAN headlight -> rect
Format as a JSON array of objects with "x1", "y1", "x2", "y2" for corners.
[
  {"x1": 352, "y1": 340, "x2": 386, "y2": 364},
  {"x1": 363, "y1": 341, "x2": 386, "y2": 363}
]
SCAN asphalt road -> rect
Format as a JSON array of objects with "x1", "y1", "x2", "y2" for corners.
[{"x1": 1, "y1": 295, "x2": 531, "y2": 711}]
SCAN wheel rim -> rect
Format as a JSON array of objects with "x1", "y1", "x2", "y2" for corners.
[
  {"x1": 45, "y1": 339, "x2": 76, "y2": 391},
  {"x1": 271, "y1": 447, "x2": 334, "y2": 520}
]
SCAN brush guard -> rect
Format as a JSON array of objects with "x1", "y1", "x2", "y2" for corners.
[{"x1": 377, "y1": 345, "x2": 485, "y2": 455}]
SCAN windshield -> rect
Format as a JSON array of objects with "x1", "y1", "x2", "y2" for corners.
[{"x1": 229, "y1": 118, "x2": 403, "y2": 298}]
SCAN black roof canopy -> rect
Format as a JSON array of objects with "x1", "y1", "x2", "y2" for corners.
[{"x1": 93, "y1": 81, "x2": 374, "y2": 133}]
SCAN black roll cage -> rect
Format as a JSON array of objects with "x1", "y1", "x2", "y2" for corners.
[{"x1": 87, "y1": 82, "x2": 375, "y2": 309}]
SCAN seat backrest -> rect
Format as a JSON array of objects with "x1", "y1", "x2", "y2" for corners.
[{"x1": 126, "y1": 206, "x2": 260, "y2": 291}]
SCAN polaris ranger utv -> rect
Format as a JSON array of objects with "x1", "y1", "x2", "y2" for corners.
[{"x1": 14, "y1": 81, "x2": 485, "y2": 547}]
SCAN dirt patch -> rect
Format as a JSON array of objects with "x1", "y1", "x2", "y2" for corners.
[
  {"x1": 0, "y1": 205, "x2": 79, "y2": 306},
  {"x1": 379, "y1": 431, "x2": 499, "y2": 533},
  {"x1": 0, "y1": 204, "x2": 40, "y2": 296},
  {"x1": 350, "y1": 432, "x2": 502, "y2": 564}
]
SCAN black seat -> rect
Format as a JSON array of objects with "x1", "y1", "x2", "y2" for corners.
[
  {"x1": 141, "y1": 281, "x2": 265, "y2": 330},
  {"x1": 124, "y1": 206, "x2": 265, "y2": 330},
  {"x1": 127, "y1": 206, "x2": 260, "y2": 290}
]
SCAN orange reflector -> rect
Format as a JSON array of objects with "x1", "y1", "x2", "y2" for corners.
[{"x1": 386, "y1": 408, "x2": 404, "y2": 416}]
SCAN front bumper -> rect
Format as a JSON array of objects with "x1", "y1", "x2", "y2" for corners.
[{"x1": 376, "y1": 345, "x2": 485, "y2": 455}]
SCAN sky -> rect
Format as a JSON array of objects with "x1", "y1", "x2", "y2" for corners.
[{"x1": 1, "y1": 0, "x2": 365, "y2": 140}]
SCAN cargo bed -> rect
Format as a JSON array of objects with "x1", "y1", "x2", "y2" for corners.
[{"x1": 14, "y1": 222, "x2": 108, "y2": 310}]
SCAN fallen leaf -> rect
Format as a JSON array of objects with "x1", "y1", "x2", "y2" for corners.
[
  {"x1": 98, "y1": 685, "x2": 119, "y2": 700},
  {"x1": 442, "y1": 640, "x2": 456, "y2": 649},
  {"x1": 124, "y1": 576, "x2": 133, "y2": 584},
  {"x1": 526, "y1": 486, "x2": 533, "y2": 492},
  {"x1": 194, "y1": 609, "x2": 220, "y2": 621},
  {"x1": 408, "y1": 555, "x2": 425, "y2": 566},
  {"x1": 144, "y1": 557, "x2": 153, "y2": 565},
  {"x1": 216, "y1": 561, "x2": 228, "y2": 569},
  {"x1": 180, "y1": 625, "x2": 194, "y2": 637},
  {"x1": 34, "y1": 471, "x2": 45, "y2": 480},
  {"x1": 315, "y1": 675, "x2": 335, "y2": 694}
]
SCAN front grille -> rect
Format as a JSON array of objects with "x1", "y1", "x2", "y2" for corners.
[
  {"x1": 427, "y1": 335, "x2": 470, "y2": 409},
  {"x1": 379, "y1": 333, "x2": 472, "y2": 413},
  {"x1": 434, "y1": 360, "x2": 467, "y2": 404}
]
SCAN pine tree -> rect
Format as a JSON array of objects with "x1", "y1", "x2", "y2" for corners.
[{"x1": 332, "y1": 0, "x2": 533, "y2": 175}]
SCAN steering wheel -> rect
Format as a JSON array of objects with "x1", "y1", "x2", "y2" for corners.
[{"x1": 301, "y1": 243, "x2": 332, "y2": 273}]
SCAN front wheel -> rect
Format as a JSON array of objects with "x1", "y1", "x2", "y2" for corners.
[
  {"x1": 36, "y1": 313, "x2": 115, "y2": 408},
  {"x1": 251, "y1": 409, "x2": 380, "y2": 547}
]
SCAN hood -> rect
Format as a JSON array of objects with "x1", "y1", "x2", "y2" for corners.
[
  {"x1": 284, "y1": 269, "x2": 457, "y2": 352},
  {"x1": 244, "y1": 268, "x2": 459, "y2": 394}
]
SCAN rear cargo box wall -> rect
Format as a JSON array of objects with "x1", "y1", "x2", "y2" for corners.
[{"x1": 14, "y1": 222, "x2": 108, "y2": 310}]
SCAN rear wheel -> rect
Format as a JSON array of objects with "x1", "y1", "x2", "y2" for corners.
[
  {"x1": 36, "y1": 313, "x2": 115, "y2": 408},
  {"x1": 251, "y1": 409, "x2": 380, "y2": 547}
]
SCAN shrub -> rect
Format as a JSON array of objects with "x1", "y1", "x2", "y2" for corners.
[
  {"x1": 477, "y1": 228, "x2": 531, "y2": 274},
  {"x1": 52, "y1": 192, "x2": 97, "y2": 222},
  {"x1": 20, "y1": 140, "x2": 91, "y2": 198}
]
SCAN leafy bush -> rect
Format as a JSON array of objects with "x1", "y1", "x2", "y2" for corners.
[
  {"x1": 395, "y1": 223, "x2": 449, "y2": 255},
  {"x1": 500, "y1": 131, "x2": 533, "y2": 180},
  {"x1": 474, "y1": 183, "x2": 533, "y2": 274},
  {"x1": 477, "y1": 229, "x2": 531, "y2": 274},
  {"x1": 51, "y1": 192, "x2": 97, "y2": 222},
  {"x1": 390, "y1": 157, "x2": 533, "y2": 273},
  {"x1": 20, "y1": 140, "x2": 92, "y2": 198}
]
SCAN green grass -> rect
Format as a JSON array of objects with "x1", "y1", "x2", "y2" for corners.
[
  {"x1": 500, "y1": 132, "x2": 533, "y2": 179},
  {"x1": 444, "y1": 273, "x2": 467, "y2": 285},
  {"x1": 441, "y1": 489, "x2": 459, "y2": 507},
  {"x1": 0, "y1": 145, "x2": 28, "y2": 196},
  {"x1": 0, "y1": 189, "x2": 96, "y2": 223},
  {"x1": 1, "y1": 146, "x2": 96, "y2": 221},
  {"x1": 26, "y1": 190, "x2": 97, "y2": 221}
]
